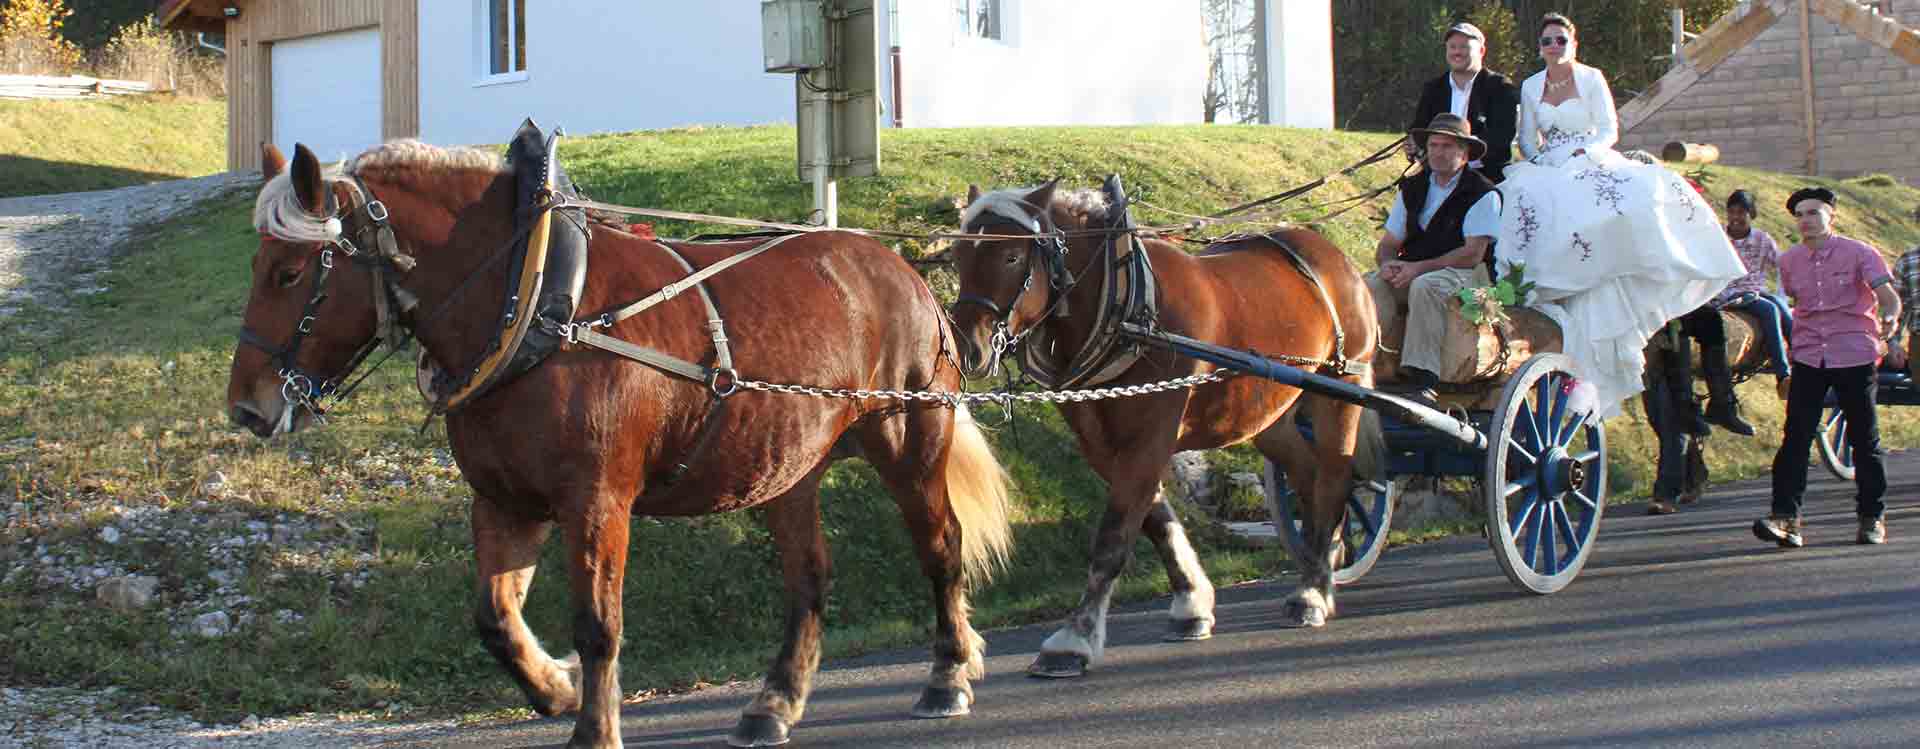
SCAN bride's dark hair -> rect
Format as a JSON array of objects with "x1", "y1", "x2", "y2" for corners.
[{"x1": 1539, "y1": 12, "x2": 1577, "y2": 39}]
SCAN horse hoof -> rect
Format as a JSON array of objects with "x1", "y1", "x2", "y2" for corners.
[
  {"x1": 1280, "y1": 602, "x2": 1328, "y2": 629},
  {"x1": 910, "y1": 686, "x2": 973, "y2": 718},
  {"x1": 1026, "y1": 651, "x2": 1090, "y2": 679},
  {"x1": 1163, "y1": 617, "x2": 1214, "y2": 642},
  {"x1": 727, "y1": 715, "x2": 791, "y2": 747}
]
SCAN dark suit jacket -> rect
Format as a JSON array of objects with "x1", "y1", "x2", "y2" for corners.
[{"x1": 1410, "y1": 69, "x2": 1519, "y2": 183}]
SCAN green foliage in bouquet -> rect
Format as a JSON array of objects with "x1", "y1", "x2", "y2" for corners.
[{"x1": 1456, "y1": 263, "x2": 1536, "y2": 326}]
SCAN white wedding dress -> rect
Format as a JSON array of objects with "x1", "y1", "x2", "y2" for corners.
[{"x1": 1496, "y1": 64, "x2": 1745, "y2": 414}]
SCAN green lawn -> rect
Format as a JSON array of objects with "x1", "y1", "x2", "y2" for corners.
[
  {"x1": 2, "y1": 123, "x2": 1918, "y2": 723},
  {"x1": 0, "y1": 95, "x2": 226, "y2": 198}
]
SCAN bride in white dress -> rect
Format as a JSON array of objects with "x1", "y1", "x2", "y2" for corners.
[{"x1": 1495, "y1": 13, "x2": 1745, "y2": 414}]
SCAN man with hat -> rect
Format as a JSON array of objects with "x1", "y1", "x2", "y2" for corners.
[
  {"x1": 1755, "y1": 186, "x2": 1902, "y2": 547},
  {"x1": 1368, "y1": 112, "x2": 1502, "y2": 397},
  {"x1": 1409, "y1": 22, "x2": 1520, "y2": 182}
]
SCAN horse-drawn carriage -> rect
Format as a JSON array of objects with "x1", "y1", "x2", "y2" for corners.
[{"x1": 1254, "y1": 297, "x2": 1785, "y2": 592}]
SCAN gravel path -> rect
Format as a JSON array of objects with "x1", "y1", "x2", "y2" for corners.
[
  {"x1": 0, "y1": 173, "x2": 257, "y2": 320},
  {"x1": 0, "y1": 176, "x2": 471, "y2": 747}
]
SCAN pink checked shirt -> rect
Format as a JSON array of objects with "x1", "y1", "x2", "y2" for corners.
[
  {"x1": 1713, "y1": 228, "x2": 1780, "y2": 303},
  {"x1": 1779, "y1": 234, "x2": 1894, "y2": 369}
]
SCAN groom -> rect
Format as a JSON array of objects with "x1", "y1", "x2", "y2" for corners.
[{"x1": 1409, "y1": 22, "x2": 1519, "y2": 183}]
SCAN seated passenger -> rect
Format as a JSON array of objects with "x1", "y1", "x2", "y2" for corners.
[{"x1": 1366, "y1": 112, "x2": 1501, "y2": 398}]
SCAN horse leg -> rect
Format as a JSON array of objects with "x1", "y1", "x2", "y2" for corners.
[
  {"x1": 1031, "y1": 423, "x2": 1178, "y2": 678},
  {"x1": 729, "y1": 462, "x2": 832, "y2": 748},
  {"x1": 472, "y1": 496, "x2": 580, "y2": 715},
  {"x1": 1284, "y1": 390, "x2": 1363, "y2": 628},
  {"x1": 858, "y1": 404, "x2": 1008, "y2": 718},
  {"x1": 1139, "y1": 494, "x2": 1215, "y2": 641},
  {"x1": 561, "y1": 492, "x2": 632, "y2": 749}
]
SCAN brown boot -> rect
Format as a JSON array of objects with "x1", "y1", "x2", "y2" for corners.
[
  {"x1": 1753, "y1": 515, "x2": 1804, "y2": 548},
  {"x1": 1858, "y1": 516, "x2": 1887, "y2": 545},
  {"x1": 1646, "y1": 499, "x2": 1678, "y2": 515}
]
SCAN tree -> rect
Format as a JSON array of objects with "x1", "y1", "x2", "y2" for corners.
[
  {"x1": 0, "y1": 0, "x2": 83, "y2": 74},
  {"x1": 57, "y1": 0, "x2": 164, "y2": 51}
]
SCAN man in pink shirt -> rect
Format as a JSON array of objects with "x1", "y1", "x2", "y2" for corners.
[{"x1": 1755, "y1": 187, "x2": 1902, "y2": 547}]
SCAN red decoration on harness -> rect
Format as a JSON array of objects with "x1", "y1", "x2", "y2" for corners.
[{"x1": 628, "y1": 223, "x2": 656, "y2": 239}]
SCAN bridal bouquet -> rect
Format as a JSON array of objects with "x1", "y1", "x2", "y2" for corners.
[{"x1": 1455, "y1": 264, "x2": 1536, "y2": 327}]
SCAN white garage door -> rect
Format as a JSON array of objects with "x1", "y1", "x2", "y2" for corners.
[{"x1": 272, "y1": 28, "x2": 382, "y2": 164}]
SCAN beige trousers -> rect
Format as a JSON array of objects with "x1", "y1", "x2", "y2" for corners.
[{"x1": 1365, "y1": 265, "x2": 1489, "y2": 378}]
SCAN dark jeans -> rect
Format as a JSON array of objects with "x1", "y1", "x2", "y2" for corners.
[
  {"x1": 1676, "y1": 304, "x2": 1725, "y2": 345},
  {"x1": 1722, "y1": 293, "x2": 1793, "y2": 377},
  {"x1": 1642, "y1": 346, "x2": 1694, "y2": 500},
  {"x1": 1772, "y1": 362, "x2": 1886, "y2": 519}
]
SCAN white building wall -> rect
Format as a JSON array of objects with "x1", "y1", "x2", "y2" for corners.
[
  {"x1": 416, "y1": 0, "x2": 793, "y2": 146},
  {"x1": 416, "y1": 1, "x2": 1211, "y2": 145},
  {"x1": 1262, "y1": 0, "x2": 1333, "y2": 130},
  {"x1": 891, "y1": 0, "x2": 1207, "y2": 127}
]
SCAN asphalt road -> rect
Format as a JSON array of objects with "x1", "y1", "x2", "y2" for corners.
[{"x1": 418, "y1": 452, "x2": 1920, "y2": 748}]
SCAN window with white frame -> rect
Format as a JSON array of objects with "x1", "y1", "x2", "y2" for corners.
[
  {"x1": 487, "y1": 0, "x2": 527, "y2": 75},
  {"x1": 953, "y1": 0, "x2": 1001, "y2": 41}
]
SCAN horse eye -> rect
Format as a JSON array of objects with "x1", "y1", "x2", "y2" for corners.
[
  {"x1": 1004, "y1": 252, "x2": 1021, "y2": 266},
  {"x1": 275, "y1": 266, "x2": 304, "y2": 288}
]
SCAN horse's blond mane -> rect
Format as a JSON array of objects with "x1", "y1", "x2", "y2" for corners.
[
  {"x1": 254, "y1": 140, "x2": 510, "y2": 243},
  {"x1": 961, "y1": 186, "x2": 1110, "y2": 235}
]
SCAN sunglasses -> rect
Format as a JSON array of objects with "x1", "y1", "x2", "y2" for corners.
[{"x1": 1539, "y1": 35, "x2": 1569, "y2": 47}]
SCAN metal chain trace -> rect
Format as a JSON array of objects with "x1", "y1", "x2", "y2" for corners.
[{"x1": 735, "y1": 369, "x2": 1234, "y2": 407}]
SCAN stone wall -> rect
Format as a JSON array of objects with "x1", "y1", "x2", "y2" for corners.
[{"x1": 1620, "y1": 0, "x2": 1920, "y2": 185}]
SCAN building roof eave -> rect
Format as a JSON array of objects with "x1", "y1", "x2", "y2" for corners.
[{"x1": 158, "y1": 0, "x2": 232, "y2": 35}]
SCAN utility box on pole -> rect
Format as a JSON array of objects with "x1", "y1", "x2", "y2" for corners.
[{"x1": 761, "y1": 0, "x2": 881, "y2": 227}]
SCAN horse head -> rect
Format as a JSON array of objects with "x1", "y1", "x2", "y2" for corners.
[
  {"x1": 227, "y1": 142, "x2": 395, "y2": 437},
  {"x1": 950, "y1": 178, "x2": 1113, "y2": 377}
]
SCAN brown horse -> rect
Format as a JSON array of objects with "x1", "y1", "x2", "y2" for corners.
[
  {"x1": 949, "y1": 181, "x2": 1381, "y2": 678},
  {"x1": 226, "y1": 141, "x2": 1013, "y2": 748}
]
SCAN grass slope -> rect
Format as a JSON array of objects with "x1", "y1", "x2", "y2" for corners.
[
  {"x1": 0, "y1": 95, "x2": 226, "y2": 199},
  {"x1": 2, "y1": 124, "x2": 1918, "y2": 723}
]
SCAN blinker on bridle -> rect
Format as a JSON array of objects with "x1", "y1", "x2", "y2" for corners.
[{"x1": 237, "y1": 181, "x2": 416, "y2": 425}]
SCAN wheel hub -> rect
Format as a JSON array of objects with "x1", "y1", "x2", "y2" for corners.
[{"x1": 1539, "y1": 447, "x2": 1576, "y2": 496}]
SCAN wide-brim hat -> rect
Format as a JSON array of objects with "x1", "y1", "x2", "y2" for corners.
[{"x1": 1410, "y1": 112, "x2": 1487, "y2": 162}]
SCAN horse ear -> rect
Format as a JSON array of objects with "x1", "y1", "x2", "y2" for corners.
[
  {"x1": 966, "y1": 184, "x2": 982, "y2": 206},
  {"x1": 290, "y1": 143, "x2": 326, "y2": 215},
  {"x1": 261, "y1": 143, "x2": 287, "y2": 180},
  {"x1": 1024, "y1": 178, "x2": 1060, "y2": 213}
]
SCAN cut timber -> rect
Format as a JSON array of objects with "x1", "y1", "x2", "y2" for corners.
[
  {"x1": 1437, "y1": 302, "x2": 1563, "y2": 385},
  {"x1": 1661, "y1": 141, "x2": 1721, "y2": 164}
]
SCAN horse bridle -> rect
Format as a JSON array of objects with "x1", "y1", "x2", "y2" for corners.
[
  {"x1": 236, "y1": 182, "x2": 414, "y2": 422},
  {"x1": 952, "y1": 204, "x2": 1081, "y2": 373}
]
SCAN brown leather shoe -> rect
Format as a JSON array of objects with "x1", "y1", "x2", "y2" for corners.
[
  {"x1": 1646, "y1": 499, "x2": 1678, "y2": 515},
  {"x1": 1753, "y1": 515, "x2": 1804, "y2": 548},
  {"x1": 1858, "y1": 516, "x2": 1887, "y2": 545}
]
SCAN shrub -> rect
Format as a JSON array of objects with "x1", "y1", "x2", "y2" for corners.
[
  {"x1": 0, "y1": 0, "x2": 84, "y2": 75},
  {"x1": 96, "y1": 16, "x2": 224, "y2": 98}
]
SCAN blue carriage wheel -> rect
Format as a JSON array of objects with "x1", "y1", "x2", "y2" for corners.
[
  {"x1": 1484, "y1": 353, "x2": 1607, "y2": 595},
  {"x1": 1262, "y1": 460, "x2": 1396, "y2": 585},
  {"x1": 1817, "y1": 408, "x2": 1855, "y2": 481}
]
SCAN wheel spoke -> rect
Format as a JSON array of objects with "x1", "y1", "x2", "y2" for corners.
[
  {"x1": 1569, "y1": 489, "x2": 1598, "y2": 510},
  {"x1": 1504, "y1": 472, "x2": 1538, "y2": 499},
  {"x1": 1573, "y1": 449, "x2": 1602, "y2": 466},
  {"x1": 1548, "y1": 379, "x2": 1571, "y2": 444},
  {"x1": 1517, "y1": 399, "x2": 1544, "y2": 452},
  {"x1": 1347, "y1": 495, "x2": 1380, "y2": 538},
  {"x1": 1535, "y1": 502, "x2": 1556, "y2": 573},
  {"x1": 1505, "y1": 436, "x2": 1539, "y2": 467},
  {"x1": 1555, "y1": 500, "x2": 1582, "y2": 556},
  {"x1": 1557, "y1": 409, "x2": 1593, "y2": 449}
]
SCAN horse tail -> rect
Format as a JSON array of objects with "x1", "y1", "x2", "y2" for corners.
[
  {"x1": 940, "y1": 403, "x2": 1015, "y2": 587},
  {"x1": 1352, "y1": 408, "x2": 1388, "y2": 485}
]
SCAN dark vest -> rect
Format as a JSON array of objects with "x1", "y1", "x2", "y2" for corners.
[{"x1": 1398, "y1": 169, "x2": 1496, "y2": 272}]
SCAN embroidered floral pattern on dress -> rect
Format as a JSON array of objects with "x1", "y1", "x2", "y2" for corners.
[
  {"x1": 1513, "y1": 192, "x2": 1543, "y2": 255},
  {"x1": 1574, "y1": 166, "x2": 1630, "y2": 215},
  {"x1": 1540, "y1": 126, "x2": 1585, "y2": 154},
  {"x1": 1669, "y1": 177, "x2": 1701, "y2": 223},
  {"x1": 1571, "y1": 232, "x2": 1595, "y2": 262}
]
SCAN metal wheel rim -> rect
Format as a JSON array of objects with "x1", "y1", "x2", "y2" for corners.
[
  {"x1": 1485, "y1": 353, "x2": 1607, "y2": 595},
  {"x1": 1264, "y1": 460, "x2": 1395, "y2": 585},
  {"x1": 1817, "y1": 408, "x2": 1856, "y2": 481}
]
